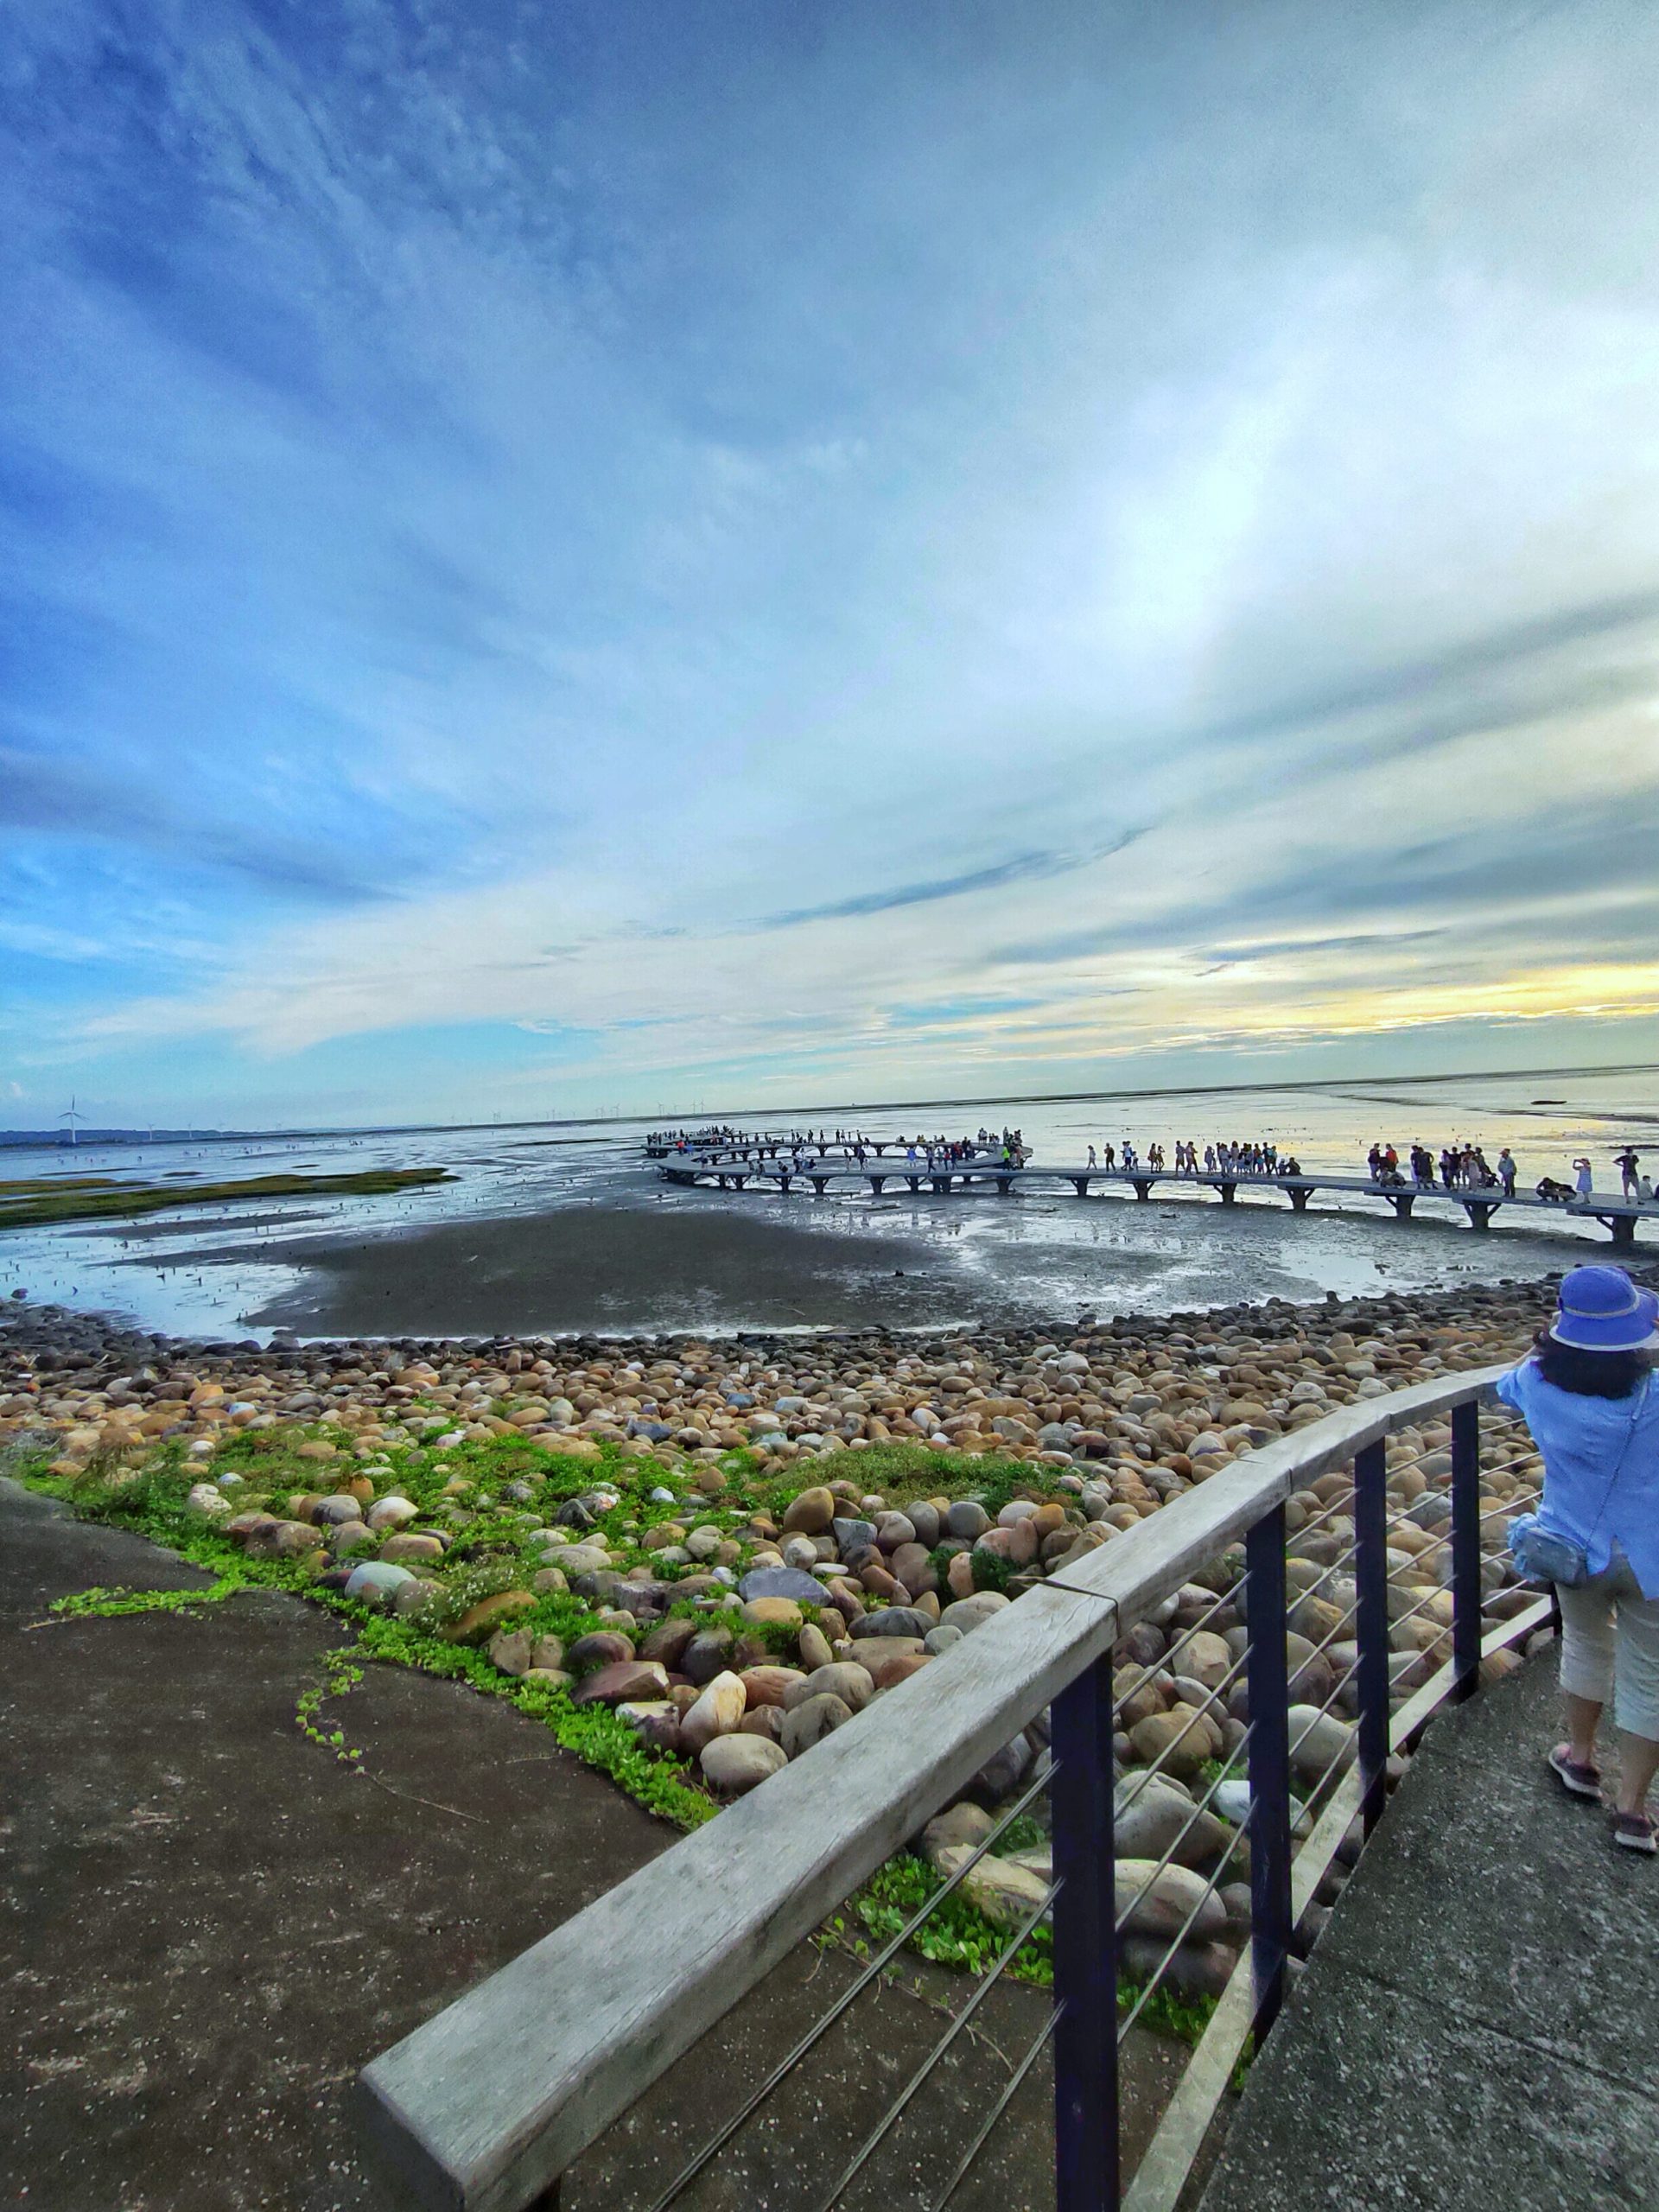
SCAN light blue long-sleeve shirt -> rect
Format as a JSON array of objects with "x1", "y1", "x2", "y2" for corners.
[{"x1": 1496, "y1": 1358, "x2": 1659, "y2": 1597}]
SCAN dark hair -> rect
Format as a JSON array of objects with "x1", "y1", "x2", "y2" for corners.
[{"x1": 1532, "y1": 1329, "x2": 1650, "y2": 1400}]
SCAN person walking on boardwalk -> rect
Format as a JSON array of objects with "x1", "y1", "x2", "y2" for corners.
[
  {"x1": 1499, "y1": 1267, "x2": 1659, "y2": 1852},
  {"x1": 1497, "y1": 1147, "x2": 1517, "y2": 1197},
  {"x1": 1617, "y1": 1147, "x2": 1642, "y2": 1200},
  {"x1": 1574, "y1": 1156, "x2": 1594, "y2": 1199}
]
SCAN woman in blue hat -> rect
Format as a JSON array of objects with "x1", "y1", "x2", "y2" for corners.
[{"x1": 1497, "y1": 1264, "x2": 1659, "y2": 1851}]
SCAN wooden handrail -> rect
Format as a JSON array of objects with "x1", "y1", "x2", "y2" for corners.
[{"x1": 356, "y1": 1363, "x2": 1511, "y2": 2212}]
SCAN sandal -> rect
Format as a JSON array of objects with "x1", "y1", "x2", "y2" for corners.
[
  {"x1": 1548, "y1": 1745, "x2": 1603, "y2": 1801},
  {"x1": 1611, "y1": 1810, "x2": 1658, "y2": 1855}
]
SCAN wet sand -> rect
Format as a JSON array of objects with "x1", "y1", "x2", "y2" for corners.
[
  {"x1": 211, "y1": 1182, "x2": 1584, "y2": 1340},
  {"x1": 245, "y1": 1204, "x2": 960, "y2": 1336}
]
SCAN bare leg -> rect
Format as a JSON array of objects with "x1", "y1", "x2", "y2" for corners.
[
  {"x1": 1563, "y1": 1693, "x2": 1603, "y2": 1768},
  {"x1": 1615, "y1": 1729, "x2": 1659, "y2": 1817}
]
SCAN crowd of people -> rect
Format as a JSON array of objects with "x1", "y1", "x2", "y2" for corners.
[
  {"x1": 1367, "y1": 1141, "x2": 1521, "y2": 1194},
  {"x1": 1365, "y1": 1141, "x2": 1653, "y2": 1206},
  {"x1": 1080, "y1": 1138, "x2": 1305, "y2": 1176},
  {"x1": 899, "y1": 1128, "x2": 1032, "y2": 1167}
]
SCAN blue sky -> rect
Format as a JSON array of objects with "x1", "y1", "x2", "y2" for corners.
[{"x1": 4, "y1": 0, "x2": 1659, "y2": 1129}]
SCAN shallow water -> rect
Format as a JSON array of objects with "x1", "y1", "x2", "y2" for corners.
[{"x1": 1, "y1": 1064, "x2": 1652, "y2": 1338}]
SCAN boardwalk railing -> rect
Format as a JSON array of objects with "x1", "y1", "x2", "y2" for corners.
[{"x1": 358, "y1": 1364, "x2": 1556, "y2": 2212}]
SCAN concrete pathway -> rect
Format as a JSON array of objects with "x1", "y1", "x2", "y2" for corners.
[
  {"x1": 1199, "y1": 1655, "x2": 1659, "y2": 2211},
  {"x1": 0, "y1": 1474, "x2": 671, "y2": 2212}
]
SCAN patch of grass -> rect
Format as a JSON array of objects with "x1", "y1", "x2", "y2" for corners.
[
  {"x1": 295, "y1": 1647, "x2": 367, "y2": 1764},
  {"x1": 47, "y1": 1576, "x2": 245, "y2": 1620},
  {"x1": 779, "y1": 1442, "x2": 1054, "y2": 1513},
  {"x1": 0, "y1": 1165, "x2": 454, "y2": 1231},
  {"x1": 19, "y1": 1444, "x2": 714, "y2": 1832},
  {"x1": 833, "y1": 1853, "x2": 1222, "y2": 2049}
]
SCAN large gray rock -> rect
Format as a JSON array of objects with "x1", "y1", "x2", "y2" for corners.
[
  {"x1": 779, "y1": 1693, "x2": 853, "y2": 1758},
  {"x1": 1288, "y1": 1704, "x2": 1357, "y2": 1784},
  {"x1": 1115, "y1": 1859, "x2": 1228, "y2": 1941},
  {"x1": 1114, "y1": 1773, "x2": 1234, "y2": 1866},
  {"x1": 343, "y1": 1561, "x2": 417, "y2": 1608},
  {"x1": 969, "y1": 1732, "x2": 1033, "y2": 1801},
  {"x1": 850, "y1": 1606, "x2": 933, "y2": 1641},
  {"x1": 545, "y1": 1543, "x2": 611, "y2": 1578},
  {"x1": 739, "y1": 1566, "x2": 830, "y2": 1605},
  {"x1": 920, "y1": 1801, "x2": 995, "y2": 1869},
  {"x1": 946, "y1": 1500, "x2": 991, "y2": 1540},
  {"x1": 934, "y1": 1844, "x2": 1052, "y2": 1929},
  {"x1": 701, "y1": 1735, "x2": 788, "y2": 1795},
  {"x1": 938, "y1": 1592, "x2": 1012, "y2": 1635},
  {"x1": 783, "y1": 1662, "x2": 874, "y2": 1713},
  {"x1": 906, "y1": 1502, "x2": 942, "y2": 1549},
  {"x1": 831, "y1": 1517, "x2": 877, "y2": 1557}
]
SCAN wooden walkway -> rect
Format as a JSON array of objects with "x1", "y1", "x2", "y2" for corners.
[{"x1": 656, "y1": 1157, "x2": 1656, "y2": 1247}]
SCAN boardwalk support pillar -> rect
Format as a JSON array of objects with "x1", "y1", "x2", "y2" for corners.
[
  {"x1": 1217, "y1": 1181, "x2": 1236, "y2": 1206},
  {"x1": 1287, "y1": 1185, "x2": 1310, "y2": 1212},
  {"x1": 906, "y1": 1176, "x2": 921, "y2": 1193},
  {"x1": 996, "y1": 1175, "x2": 1014, "y2": 1197},
  {"x1": 810, "y1": 1176, "x2": 829, "y2": 1197},
  {"x1": 1132, "y1": 1178, "x2": 1153, "y2": 1202},
  {"x1": 1388, "y1": 1192, "x2": 1416, "y2": 1219},
  {"x1": 868, "y1": 1175, "x2": 886, "y2": 1196},
  {"x1": 1601, "y1": 1213, "x2": 1638, "y2": 1249},
  {"x1": 1462, "y1": 1199, "x2": 1498, "y2": 1230},
  {"x1": 1071, "y1": 1176, "x2": 1090, "y2": 1197}
]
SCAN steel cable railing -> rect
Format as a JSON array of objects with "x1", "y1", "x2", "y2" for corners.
[
  {"x1": 638, "y1": 1759, "x2": 1059, "y2": 2212},
  {"x1": 359, "y1": 1362, "x2": 1567, "y2": 2212}
]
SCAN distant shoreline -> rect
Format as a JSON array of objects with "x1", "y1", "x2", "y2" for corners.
[{"x1": 2, "y1": 1057, "x2": 1655, "y2": 1151}]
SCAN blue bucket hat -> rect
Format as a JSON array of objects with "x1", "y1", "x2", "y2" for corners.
[{"x1": 1549, "y1": 1264, "x2": 1659, "y2": 1351}]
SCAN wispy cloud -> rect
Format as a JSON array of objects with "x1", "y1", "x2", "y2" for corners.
[{"x1": 4, "y1": 0, "x2": 1659, "y2": 1122}]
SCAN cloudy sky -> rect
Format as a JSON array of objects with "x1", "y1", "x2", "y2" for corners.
[{"x1": 4, "y1": 0, "x2": 1658, "y2": 1130}]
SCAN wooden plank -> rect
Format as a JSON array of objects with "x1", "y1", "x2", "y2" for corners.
[{"x1": 357, "y1": 1365, "x2": 1511, "y2": 2212}]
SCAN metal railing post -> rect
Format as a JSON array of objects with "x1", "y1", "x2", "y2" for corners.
[
  {"x1": 1051, "y1": 1651, "x2": 1118, "y2": 2212},
  {"x1": 1353, "y1": 1438, "x2": 1391, "y2": 1834},
  {"x1": 1245, "y1": 1505, "x2": 1293, "y2": 2035},
  {"x1": 1450, "y1": 1399, "x2": 1483, "y2": 1700}
]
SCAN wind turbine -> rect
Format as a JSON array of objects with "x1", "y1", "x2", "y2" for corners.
[{"x1": 60, "y1": 1096, "x2": 87, "y2": 1147}]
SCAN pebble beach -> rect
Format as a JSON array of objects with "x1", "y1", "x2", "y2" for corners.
[{"x1": 3, "y1": 1263, "x2": 1600, "y2": 2002}]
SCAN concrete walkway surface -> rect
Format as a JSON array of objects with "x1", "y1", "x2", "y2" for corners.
[
  {"x1": 0, "y1": 1478, "x2": 1120, "y2": 2212},
  {"x1": 1199, "y1": 1654, "x2": 1659, "y2": 2211},
  {"x1": 0, "y1": 1475, "x2": 672, "y2": 2211}
]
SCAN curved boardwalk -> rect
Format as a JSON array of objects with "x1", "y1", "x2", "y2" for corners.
[
  {"x1": 1199, "y1": 1654, "x2": 1659, "y2": 2211},
  {"x1": 658, "y1": 1157, "x2": 1656, "y2": 1247}
]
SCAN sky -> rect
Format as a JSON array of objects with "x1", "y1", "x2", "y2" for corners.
[{"x1": 4, "y1": 0, "x2": 1659, "y2": 1131}]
